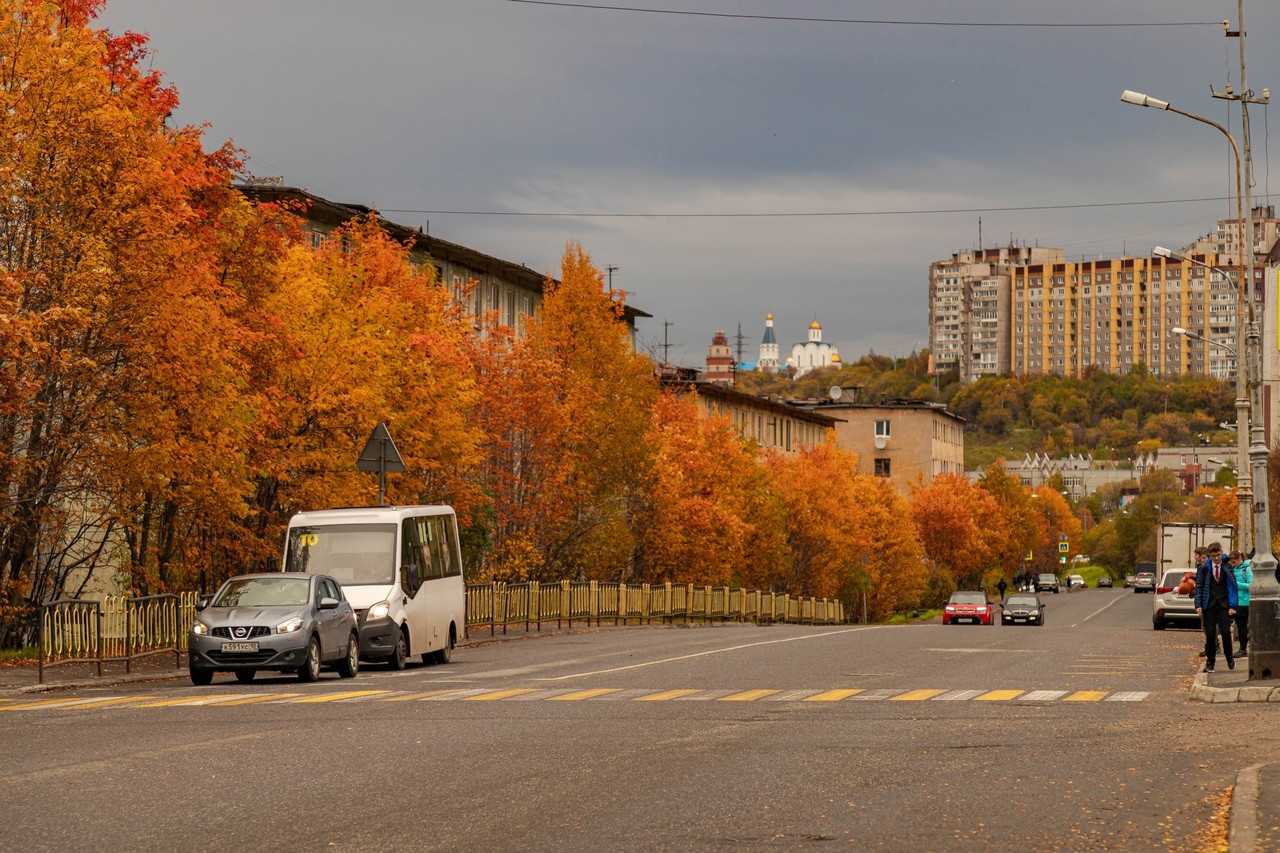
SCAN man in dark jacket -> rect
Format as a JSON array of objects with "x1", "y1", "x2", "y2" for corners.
[{"x1": 1194, "y1": 542, "x2": 1238, "y2": 673}]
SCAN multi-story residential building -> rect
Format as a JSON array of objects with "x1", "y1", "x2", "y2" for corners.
[
  {"x1": 929, "y1": 245, "x2": 1064, "y2": 382},
  {"x1": 664, "y1": 380, "x2": 844, "y2": 456},
  {"x1": 238, "y1": 182, "x2": 651, "y2": 342},
  {"x1": 930, "y1": 209, "x2": 1280, "y2": 382},
  {"x1": 788, "y1": 395, "x2": 965, "y2": 495}
]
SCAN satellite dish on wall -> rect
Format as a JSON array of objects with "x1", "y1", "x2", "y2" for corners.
[
  {"x1": 829, "y1": 385, "x2": 843, "y2": 401},
  {"x1": 874, "y1": 436, "x2": 887, "y2": 450}
]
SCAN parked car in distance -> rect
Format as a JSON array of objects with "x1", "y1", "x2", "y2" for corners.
[
  {"x1": 1132, "y1": 571, "x2": 1156, "y2": 593},
  {"x1": 188, "y1": 573, "x2": 360, "y2": 685},
  {"x1": 1035, "y1": 573, "x2": 1061, "y2": 594},
  {"x1": 1068, "y1": 574, "x2": 1086, "y2": 589},
  {"x1": 1096, "y1": 576, "x2": 1113, "y2": 588},
  {"x1": 1123, "y1": 574, "x2": 1136, "y2": 588},
  {"x1": 1153, "y1": 568, "x2": 1200, "y2": 631},
  {"x1": 1001, "y1": 592, "x2": 1045, "y2": 626},
  {"x1": 943, "y1": 591, "x2": 994, "y2": 625}
]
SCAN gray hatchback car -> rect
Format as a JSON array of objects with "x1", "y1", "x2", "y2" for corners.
[{"x1": 188, "y1": 573, "x2": 360, "y2": 685}]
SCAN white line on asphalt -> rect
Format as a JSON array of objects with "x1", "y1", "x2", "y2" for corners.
[
  {"x1": 538, "y1": 626, "x2": 880, "y2": 680},
  {"x1": 1071, "y1": 593, "x2": 1129, "y2": 628}
]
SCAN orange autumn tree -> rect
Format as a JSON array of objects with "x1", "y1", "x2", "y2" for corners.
[
  {"x1": 473, "y1": 243, "x2": 657, "y2": 581},
  {"x1": 909, "y1": 473, "x2": 1003, "y2": 593},
  {"x1": 1028, "y1": 486, "x2": 1083, "y2": 576},
  {"x1": 242, "y1": 216, "x2": 485, "y2": 555},
  {"x1": 767, "y1": 438, "x2": 925, "y2": 618},
  {"x1": 0, "y1": 0, "x2": 279, "y2": 612},
  {"x1": 975, "y1": 461, "x2": 1040, "y2": 581},
  {"x1": 634, "y1": 391, "x2": 787, "y2": 587}
]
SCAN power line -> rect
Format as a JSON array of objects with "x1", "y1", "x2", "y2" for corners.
[
  {"x1": 383, "y1": 195, "x2": 1230, "y2": 219},
  {"x1": 505, "y1": 1, "x2": 1217, "y2": 28}
]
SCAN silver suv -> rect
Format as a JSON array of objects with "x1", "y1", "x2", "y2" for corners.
[{"x1": 1152, "y1": 568, "x2": 1199, "y2": 630}]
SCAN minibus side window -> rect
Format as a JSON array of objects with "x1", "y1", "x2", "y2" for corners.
[{"x1": 400, "y1": 519, "x2": 423, "y2": 596}]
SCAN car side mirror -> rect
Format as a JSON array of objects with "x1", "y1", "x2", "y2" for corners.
[
  {"x1": 196, "y1": 596, "x2": 210, "y2": 611},
  {"x1": 319, "y1": 596, "x2": 341, "y2": 610}
]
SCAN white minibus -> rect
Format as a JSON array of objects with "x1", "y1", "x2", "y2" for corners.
[{"x1": 282, "y1": 505, "x2": 465, "y2": 667}]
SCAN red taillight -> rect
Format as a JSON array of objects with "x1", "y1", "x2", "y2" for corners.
[{"x1": 1155, "y1": 586, "x2": 1173, "y2": 594}]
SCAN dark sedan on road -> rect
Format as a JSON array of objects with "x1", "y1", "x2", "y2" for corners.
[
  {"x1": 1132, "y1": 571, "x2": 1156, "y2": 593},
  {"x1": 1097, "y1": 576, "x2": 1113, "y2": 588},
  {"x1": 1000, "y1": 592, "x2": 1045, "y2": 625},
  {"x1": 1035, "y1": 573, "x2": 1061, "y2": 594},
  {"x1": 188, "y1": 573, "x2": 360, "y2": 685}
]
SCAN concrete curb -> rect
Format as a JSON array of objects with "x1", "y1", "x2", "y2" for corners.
[
  {"x1": 1190, "y1": 670, "x2": 1280, "y2": 703},
  {"x1": 1229, "y1": 763, "x2": 1264, "y2": 853}
]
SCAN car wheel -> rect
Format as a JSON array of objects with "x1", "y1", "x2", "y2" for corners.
[
  {"x1": 235, "y1": 669, "x2": 255, "y2": 684},
  {"x1": 298, "y1": 635, "x2": 322, "y2": 682},
  {"x1": 388, "y1": 628, "x2": 408, "y2": 670},
  {"x1": 190, "y1": 667, "x2": 213, "y2": 686},
  {"x1": 1153, "y1": 616, "x2": 1166, "y2": 631},
  {"x1": 337, "y1": 632, "x2": 359, "y2": 678}
]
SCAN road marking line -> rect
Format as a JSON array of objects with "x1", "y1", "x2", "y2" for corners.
[
  {"x1": 804, "y1": 689, "x2": 862, "y2": 701},
  {"x1": 890, "y1": 689, "x2": 948, "y2": 701},
  {"x1": 674, "y1": 689, "x2": 735, "y2": 701},
  {"x1": 851, "y1": 689, "x2": 904, "y2": 701},
  {"x1": 212, "y1": 693, "x2": 303, "y2": 706},
  {"x1": 542, "y1": 626, "x2": 882, "y2": 681},
  {"x1": 933, "y1": 689, "x2": 986, "y2": 701},
  {"x1": 293, "y1": 690, "x2": 391, "y2": 704},
  {"x1": 548, "y1": 688, "x2": 621, "y2": 701},
  {"x1": 508, "y1": 689, "x2": 577, "y2": 701},
  {"x1": 50, "y1": 696, "x2": 152, "y2": 710},
  {"x1": 134, "y1": 694, "x2": 240, "y2": 707},
  {"x1": 463, "y1": 688, "x2": 541, "y2": 701},
  {"x1": 1, "y1": 696, "x2": 125, "y2": 711},
  {"x1": 382, "y1": 690, "x2": 468, "y2": 702},
  {"x1": 1019, "y1": 690, "x2": 1067, "y2": 701},
  {"x1": 635, "y1": 689, "x2": 701, "y2": 701},
  {"x1": 1063, "y1": 690, "x2": 1109, "y2": 702},
  {"x1": 720, "y1": 689, "x2": 781, "y2": 701},
  {"x1": 1106, "y1": 691, "x2": 1150, "y2": 702},
  {"x1": 975, "y1": 690, "x2": 1024, "y2": 701},
  {"x1": 419, "y1": 688, "x2": 489, "y2": 700}
]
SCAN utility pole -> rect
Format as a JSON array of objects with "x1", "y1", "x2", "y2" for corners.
[{"x1": 661, "y1": 320, "x2": 680, "y2": 366}]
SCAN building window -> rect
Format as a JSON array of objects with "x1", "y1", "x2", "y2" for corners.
[
  {"x1": 874, "y1": 420, "x2": 891, "y2": 438},
  {"x1": 874, "y1": 458, "x2": 891, "y2": 477}
]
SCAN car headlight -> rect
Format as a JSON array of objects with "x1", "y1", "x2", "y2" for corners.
[
  {"x1": 367, "y1": 601, "x2": 390, "y2": 620},
  {"x1": 1028, "y1": 610, "x2": 1038, "y2": 617},
  {"x1": 191, "y1": 620, "x2": 209, "y2": 636},
  {"x1": 276, "y1": 616, "x2": 304, "y2": 634}
]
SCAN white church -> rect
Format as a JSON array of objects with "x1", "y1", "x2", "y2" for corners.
[{"x1": 757, "y1": 314, "x2": 840, "y2": 377}]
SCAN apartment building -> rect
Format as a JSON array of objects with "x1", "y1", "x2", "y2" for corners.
[
  {"x1": 930, "y1": 208, "x2": 1280, "y2": 382},
  {"x1": 929, "y1": 245, "x2": 1064, "y2": 382}
]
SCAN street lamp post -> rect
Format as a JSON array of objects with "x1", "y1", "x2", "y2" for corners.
[
  {"x1": 1172, "y1": 320, "x2": 1247, "y2": 517},
  {"x1": 1123, "y1": 89, "x2": 1280, "y2": 681}
]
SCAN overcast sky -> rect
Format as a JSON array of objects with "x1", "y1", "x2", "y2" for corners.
[{"x1": 96, "y1": 0, "x2": 1280, "y2": 369}]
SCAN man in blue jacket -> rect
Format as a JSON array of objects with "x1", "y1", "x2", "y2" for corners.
[{"x1": 1194, "y1": 542, "x2": 1238, "y2": 672}]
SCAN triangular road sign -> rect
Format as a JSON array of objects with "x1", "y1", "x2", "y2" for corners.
[{"x1": 357, "y1": 422, "x2": 406, "y2": 473}]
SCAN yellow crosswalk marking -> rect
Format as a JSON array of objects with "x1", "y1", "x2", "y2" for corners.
[
  {"x1": 805, "y1": 689, "x2": 863, "y2": 701},
  {"x1": 891, "y1": 689, "x2": 948, "y2": 701},
  {"x1": 292, "y1": 690, "x2": 390, "y2": 704},
  {"x1": 720, "y1": 689, "x2": 781, "y2": 701},
  {"x1": 52, "y1": 696, "x2": 150, "y2": 710},
  {"x1": 1063, "y1": 690, "x2": 1108, "y2": 702},
  {"x1": 383, "y1": 690, "x2": 468, "y2": 702},
  {"x1": 1, "y1": 697, "x2": 105, "y2": 711},
  {"x1": 975, "y1": 690, "x2": 1024, "y2": 701},
  {"x1": 548, "y1": 688, "x2": 621, "y2": 701},
  {"x1": 634, "y1": 689, "x2": 701, "y2": 701},
  {"x1": 135, "y1": 694, "x2": 239, "y2": 707},
  {"x1": 211, "y1": 693, "x2": 303, "y2": 706},
  {"x1": 463, "y1": 688, "x2": 541, "y2": 701}
]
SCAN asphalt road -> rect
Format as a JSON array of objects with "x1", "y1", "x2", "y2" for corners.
[{"x1": 3, "y1": 588, "x2": 1278, "y2": 851}]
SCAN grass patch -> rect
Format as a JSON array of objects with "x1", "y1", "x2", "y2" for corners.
[{"x1": 0, "y1": 646, "x2": 38, "y2": 663}]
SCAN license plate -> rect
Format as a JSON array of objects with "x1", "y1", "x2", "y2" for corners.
[{"x1": 221, "y1": 642, "x2": 259, "y2": 653}]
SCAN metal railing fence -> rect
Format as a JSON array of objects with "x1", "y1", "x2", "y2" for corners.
[
  {"x1": 465, "y1": 580, "x2": 844, "y2": 635},
  {"x1": 38, "y1": 593, "x2": 199, "y2": 683}
]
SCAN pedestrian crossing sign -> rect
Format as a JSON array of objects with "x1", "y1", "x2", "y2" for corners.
[{"x1": 1058, "y1": 542, "x2": 1069, "y2": 553}]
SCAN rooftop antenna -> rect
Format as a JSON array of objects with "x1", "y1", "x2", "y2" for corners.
[
  {"x1": 605, "y1": 265, "x2": 619, "y2": 290},
  {"x1": 734, "y1": 322, "x2": 746, "y2": 365},
  {"x1": 661, "y1": 320, "x2": 681, "y2": 365},
  {"x1": 978, "y1": 216, "x2": 982, "y2": 252}
]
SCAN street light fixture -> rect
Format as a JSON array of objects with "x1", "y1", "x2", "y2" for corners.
[{"x1": 1122, "y1": 87, "x2": 1278, "y2": 679}]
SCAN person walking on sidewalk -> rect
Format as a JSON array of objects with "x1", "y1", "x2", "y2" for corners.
[
  {"x1": 1230, "y1": 550, "x2": 1252, "y2": 657},
  {"x1": 1194, "y1": 542, "x2": 1238, "y2": 673},
  {"x1": 997, "y1": 577, "x2": 1008, "y2": 600}
]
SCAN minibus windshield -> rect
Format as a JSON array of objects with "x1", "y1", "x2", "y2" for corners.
[{"x1": 286, "y1": 524, "x2": 396, "y2": 586}]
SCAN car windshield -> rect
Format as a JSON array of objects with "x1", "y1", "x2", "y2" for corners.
[
  {"x1": 212, "y1": 576, "x2": 311, "y2": 607},
  {"x1": 1038, "y1": 574, "x2": 1055, "y2": 581},
  {"x1": 286, "y1": 523, "x2": 396, "y2": 586},
  {"x1": 1006, "y1": 595, "x2": 1038, "y2": 607},
  {"x1": 950, "y1": 592, "x2": 986, "y2": 604}
]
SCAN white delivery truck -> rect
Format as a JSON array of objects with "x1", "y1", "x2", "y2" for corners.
[
  {"x1": 1156, "y1": 522, "x2": 1234, "y2": 575},
  {"x1": 282, "y1": 505, "x2": 465, "y2": 668}
]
